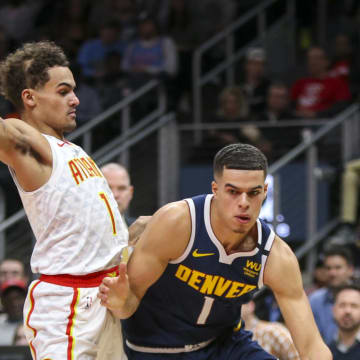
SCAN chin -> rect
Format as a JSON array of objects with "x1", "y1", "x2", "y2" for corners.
[
  {"x1": 232, "y1": 225, "x2": 249, "y2": 234},
  {"x1": 64, "y1": 122, "x2": 77, "y2": 133}
]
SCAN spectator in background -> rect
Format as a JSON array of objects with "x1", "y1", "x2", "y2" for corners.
[
  {"x1": 241, "y1": 299, "x2": 300, "y2": 360},
  {"x1": 189, "y1": 86, "x2": 271, "y2": 163},
  {"x1": 214, "y1": 86, "x2": 271, "y2": 157},
  {"x1": 239, "y1": 48, "x2": 271, "y2": 116},
  {"x1": 306, "y1": 256, "x2": 328, "y2": 296},
  {"x1": 255, "y1": 83, "x2": 299, "y2": 160},
  {"x1": 101, "y1": 163, "x2": 135, "y2": 227},
  {"x1": 122, "y1": 15, "x2": 178, "y2": 90},
  {"x1": 291, "y1": 46, "x2": 351, "y2": 119},
  {"x1": 329, "y1": 33, "x2": 360, "y2": 101},
  {"x1": 0, "y1": 279, "x2": 27, "y2": 345},
  {"x1": 329, "y1": 283, "x2": 360, "y2": 359},
  {"x1": 329, "y1": 33, "x2": 354, "y2": 83},
  {"x1": 0, "y1": 258, "x2": 28, "y2": 286},
  {"x1": 309, "y1": 245, "x2": 355, "y2": 344},
  {"x1": 256, "y1": 83, "x2": 294, "y2": 123},
  {"x1": 77, "y1": 20, "x2": 128, "y2": 81}
]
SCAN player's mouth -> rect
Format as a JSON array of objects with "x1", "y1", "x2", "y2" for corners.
[
  {"x1": 235, "y1": 214, "x2": 251, "y2": 224},
  {"x1": 67, "y1": 110, "x2": 76, "y2": 119}
]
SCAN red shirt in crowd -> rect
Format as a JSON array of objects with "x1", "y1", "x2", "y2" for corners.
[{"x1": 291, "y1": 76, "x2": 351, "y2": 113}]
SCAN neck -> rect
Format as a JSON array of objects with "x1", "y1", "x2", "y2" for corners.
[
  {"x1": 338, "y1": 328, "x2": 360, "y2": 347},
  {"x1": 210, "y1": 199, "x2": 257, "y2": 254},
  {"x1": 22, "y1": 115, "x2": 64, "y2": 140}
]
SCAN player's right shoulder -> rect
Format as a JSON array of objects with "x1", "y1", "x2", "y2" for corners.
[
  {"x1": 0, "y1": 118, "x2": 50, "y2": 163},
  {"x1": 153, "y1": 200, "x2": 191, "y2": 227},
  {"x1": 0, "y1": 118, "x2": 30, "y2": 162},
  {"x1": 140, "y1": 200, "x2": 191, "y2": 258}
]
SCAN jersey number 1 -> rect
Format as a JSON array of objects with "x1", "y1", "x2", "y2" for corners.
[
  {"x1": 197, "y1": 296, "x2": 214, "y2": 324},
  {"x1": 99, "y1": 192, "x2": 117, "y2": 235}
]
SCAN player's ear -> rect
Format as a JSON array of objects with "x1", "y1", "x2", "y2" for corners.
[
  {"x1": 264, "y1": 182, "x2": 268, "y2": 196},
  {"x1": 211, "y1": 180, "x2": 218, "y2": 196},
  {"x1": 22, "y1": 89, "x2": 36, "y2": 108}
]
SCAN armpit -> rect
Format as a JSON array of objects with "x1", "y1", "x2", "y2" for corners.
[{"x1": 14, "y1": 134, "x2": 42, "y2": 163}]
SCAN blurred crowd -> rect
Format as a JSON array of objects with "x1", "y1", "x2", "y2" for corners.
[{"x1": 0, "y1": 1, "x2": 358, "y2": 164}]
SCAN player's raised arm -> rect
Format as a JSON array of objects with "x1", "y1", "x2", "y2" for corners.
[
  {"x1": 264, "y1": 236, "x2": 332, "y2": 360},
  {"x1": 0, "y1": 117, "x2": 52, "y2": 190},
  {"x1": 98, "y1": 200, "x2": 191, "y2": 318}
]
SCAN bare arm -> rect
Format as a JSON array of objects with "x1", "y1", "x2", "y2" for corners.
[
  {"x1": 264, "y1": 237, "x2": 332, "y2": 360},
  {"x1": 0, "y1": 118, "x2": 52, "y2": 191},
  {"x1": 98, "y1": 201, "x2": 191, "y2": 318}
]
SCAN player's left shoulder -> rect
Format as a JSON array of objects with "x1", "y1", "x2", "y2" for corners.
[
  {"x1": 264, "y1": 236, "x2": 301, "y2": 291},
  {"x1": 268, "y1": 236, "x2": 297, "y2": 264}
]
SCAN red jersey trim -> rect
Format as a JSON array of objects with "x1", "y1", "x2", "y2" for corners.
[{"x1": 39, "y1": 265, "x2": 120, "y2": 288}]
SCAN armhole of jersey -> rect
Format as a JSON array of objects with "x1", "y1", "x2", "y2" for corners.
[
  {"x1": 169, "y1": 198, "x2": 196, "y2": 264},
  {"x1": 8, "y1": 134, "x2": 58, "y2": 195},
  {"x1": 258, "y1": 229, "x2": 275, "y2": 288}
]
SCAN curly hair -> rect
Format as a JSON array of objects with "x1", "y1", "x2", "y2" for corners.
[{"x1": 0, "y1": 41, "x2": 69, "y2": 111}]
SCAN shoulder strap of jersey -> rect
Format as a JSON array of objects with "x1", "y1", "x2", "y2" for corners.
[{"x1": 257, "y1": 219, "x2": 276, "y2": 288}]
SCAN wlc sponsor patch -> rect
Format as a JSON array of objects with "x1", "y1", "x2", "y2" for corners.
[{"x1": 243, "y1": 260, "x2": 262, "y2": 278}]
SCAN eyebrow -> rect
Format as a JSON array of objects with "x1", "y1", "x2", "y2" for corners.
[
  {"x1": 56, "y1": 82, "x2": 76, "y2": 89},
  {"x1": 225, "y1": 183, "x2": 263, "y2": 191}
]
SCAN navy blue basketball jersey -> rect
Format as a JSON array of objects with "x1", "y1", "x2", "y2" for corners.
[{"x1": 122, "y1": 194, "x2": 275, "y2": 349}]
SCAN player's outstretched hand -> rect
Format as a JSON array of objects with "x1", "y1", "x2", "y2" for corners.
[{"x1": 98, "y1": 263, "x2": 130, "y2": 311}]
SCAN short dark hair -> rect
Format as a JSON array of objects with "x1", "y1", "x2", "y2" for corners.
[
  {"x1": 323, "y1": 245, "x2": 354, "y2": 266},
  {"x1": 0, "y1": 41, "x2": 69, "y2": 111},
  {"x1": 213, "y1": 143, "x2": 268, "y2": 179},
  {"x1": 334, "y1": 281, "x2": 360, "y2": 301}
]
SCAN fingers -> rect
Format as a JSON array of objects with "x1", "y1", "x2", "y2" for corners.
[
  {"x1": 98, "y1": 276, "x2": 116, "y2": 305},
  {"x1": 97, "y1": 281, "x2": 109, "y2": 305},
  {"x1": 118, "y1": 263, "x2": 127, "y2": 282}
]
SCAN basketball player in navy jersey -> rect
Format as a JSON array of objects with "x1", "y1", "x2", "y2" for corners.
[{"x1": 99, "y1": 143, "x2": 332, "y2": 359}]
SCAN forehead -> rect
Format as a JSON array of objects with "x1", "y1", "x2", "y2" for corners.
[
  {"x1": 103, "y1": 169, "x2": 130, "y2": 184},
  {"x1": 0, "y1": 260, "x2": 23, "y2": 271},
  {"x1": 308, "y1": 49, "x2": 326, "y2": 59},
  {"x1": 325, "y1": 255, "x2": 348, "y2": 266},
  {"x1": 44, "y1": 66, "x2": 75, "y2": 88},
  {"x1": 336, "y1": 289, "x2": 360, "y2": 304},
  {"x1": 219, "y1": 168, "x2": 265, "y2": 186},
  {"x1": 270, "y1": 86, "x2": 287, "y2": 95}
]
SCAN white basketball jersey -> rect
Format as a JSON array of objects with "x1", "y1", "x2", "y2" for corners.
[{"x1": 10, "y1": 134, "x2": 128, "y2": 275}]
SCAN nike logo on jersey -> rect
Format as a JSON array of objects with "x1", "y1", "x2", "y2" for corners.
[
  {"x1": 192, "y1": 249, "x2": 215, "y2": 258},
  {"x1": 57, "y1": 140, "x2": 71, "y2": 147}
]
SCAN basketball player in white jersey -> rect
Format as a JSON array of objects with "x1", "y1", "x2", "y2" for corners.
[{"x1": 0, "y1": 41, "x2": 128, "y2": 359}]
